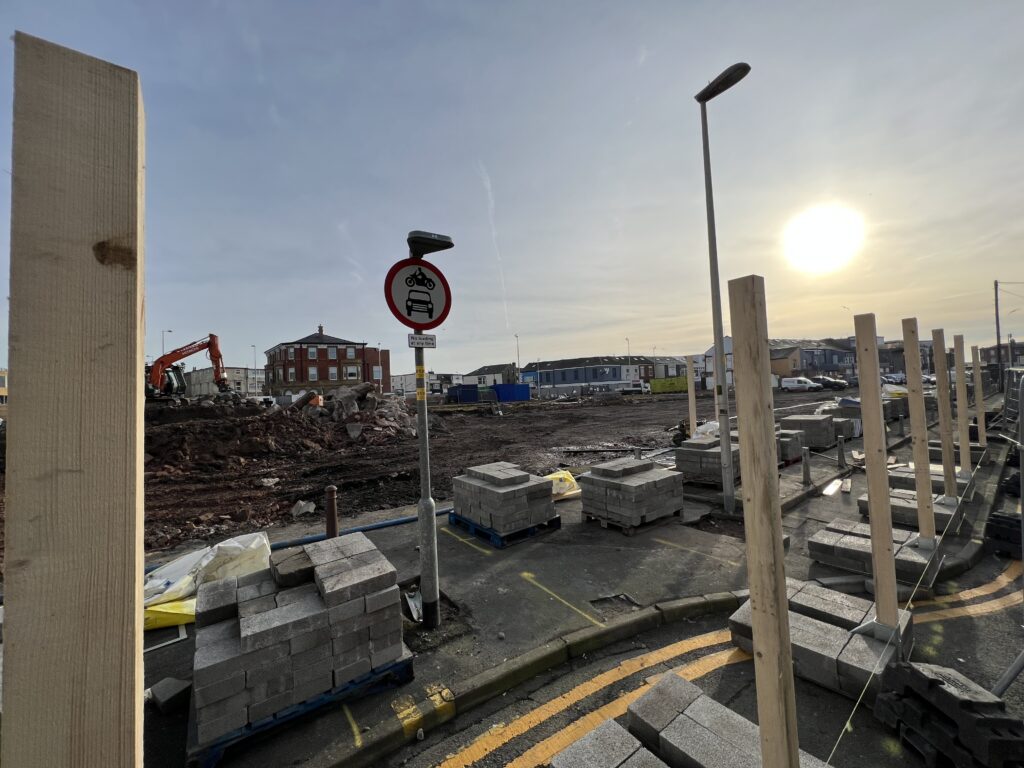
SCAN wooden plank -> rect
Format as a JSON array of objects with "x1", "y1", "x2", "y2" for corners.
[
  {"x1": 902, "y1": 318, "x2": 936, "y2": 542},
  {"x1": 855, "y1": 314, "x2": 900, "y2": 629},
  {"x1": 953, "y1": 335, "x2": 973, "y2": 476},
  {"x1": 728, "y1": 275, "x2": 801, "y2": 768},
  {"x1": 3, "y1": 33, "x2": 145, "y2": 766},
  {"x1": 688, "y1": 355, "x2": 699, "y2": 436},
  {"x1": 971, "y1": 344, "x2": 988, "y2": 447},
  {"x1": 931, "y1": 329, "x2": 958, "y2": 498}
]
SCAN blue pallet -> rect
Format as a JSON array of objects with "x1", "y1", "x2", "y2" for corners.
[
  {"x1": 447, "y1": 510, "x2": 561, "y2": 549},
  {"x1": 186, "y1": 653, "x2": 414, "y2": 767}
]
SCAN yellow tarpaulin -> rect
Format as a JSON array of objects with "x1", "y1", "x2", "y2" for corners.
[
  {"x1": 144, "y1": 597, "x2": 196, "y2": 630},
  {"x1": 546, "y1": 470, "x2": 581, "y2": 501}
]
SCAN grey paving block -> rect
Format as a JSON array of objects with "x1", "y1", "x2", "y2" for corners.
[
  {"x1": 293, "y1": 656, "x2": 333, "y2": 686},
  {"x1": 290, "y1": 670, "x2": 334, "y2": 706},
  {"x1": 660, "y1": 714, "x2": 760, "y2": 768},
  {"x1": 313, "y1": 549, "x2": 387, "y2": 586},
  {"x1": 334, "y1": 643, "x2": 370, "y2": 668},
  {"x1": 591, "y1": 457, "x2": 656, "y2": 478},
  {"x1": 246, "y1": 659, "x2": 291, "y2": 689},
  {"x1": 196, "y1": 705, "x2": 248, "y2": 746},
  {"x1": 193, "y1": 622, "x2": 289, "y2": 687},
  {"x1": 332, "y1": 627, "x2": 369, "y2": 654},
  {"x1": 292, "y1": 641, "x2": 332, "y2": 671},
  {"x1": 327, "y1": 595, "x2": 366, "y2": 626},
  {"x1": 195, "y1": 688, "x2": 250, "y2": 726},
  {"x1": 334, "y1": 657, "x2": 372, "y2": 687},
  {"x1": 370, "y1": 642, "x2": 403, "y2": 669},
  {"x1": 370, "y1": 631, "x2": 402, "y2": 654},
  {"x1": 249, "y1": 672, "x2": 292, "y2": 703},
  {"x1": 318, "y1": 558, "x2": 397, "y2": 608},
  {"x1": 239, "y1": 592, "x2": 328, "y2": 652},
  {"x1": 787, "y1": 612, "x2": 848, "y2": 691},
  {"x1": 303, "y1": 532, "x2": 376, "y2": 567},
  {"x1": 236, "y1": 575, "x2": 278, "y2": 604},
  {"x1": 237, "y1": 593, "x2": 277, "y2": 619},
  {"x1": 193, "y1": 669, "x2": 246, "y2": 708},
  {"x1": 195, "y1": 619, "x2": 237, "y2": 650},
  {"x1": 807, "y1": 529, "x2": 844, "y2": 556},
  {"x1": 290, "y1": 625, "x2": 331, "y2": 655},
  {"x1": 365, "y1": 585, "x2": 400, "y2": 614},
  {"x1": 626, "y1": 671, "x2": 704, "y2": 747},
  {"x1": 270, "y1": 545, "x2": 314, "y2": 587},
  {"x1": 149, "y1": 677, "x2": 192, "y2": 714},
  {"x1": 248, "y1": 689, "x2": 292, "y2": 723},
  {"x1": 551, "y1": 719, "x2": 640, "y2": 768},
  {"x1": 236, "y1": 568, "x2": 272, "y2": 588},
  {"x1": 619, "y1": 750, "x2": 669, "y2": 768},
  {"x1": 276, "y1": 581, "x2": 321, "y2": 608},
  {"x1": 790, "y1": 583, "x2": 872, "y2": 630},
  {"x1": 195, "y1": 577, "x2": 238, "y2": 628}
]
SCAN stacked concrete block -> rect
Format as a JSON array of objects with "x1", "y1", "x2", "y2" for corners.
[
  {"x1": 673, "y1": 440, "x2": 740, "y2": 487},
  {"x1": 779, "y1": 414, "x2": 834, "y2": 449},
  {"x1": 807, "y1": 521, "x2": 936, "y2": 582},
  {"x1": 551, "y1": 719, "x2": 669, "y2": 768},
  {"x1": 626, "y1": 672, "x2": 828, "y2": 767},
  {"x1": 856, "y1": 489, "x2": 954, "y2": 532},
  {"x1": 578, "y1": 458, "x2": 689, "y2": 529},
  {"x1": 833, "y1": 417, "x2": 856, "y2": 440},
  {"x1": 190, "y1": 533, "x2": 407, "y2": 746},
  {"x1": 776, "y1": 428, "x2": 804, "y2": 462},
  {"x1": 452, "y1": 461, "x2": 554, "y2": 535}
]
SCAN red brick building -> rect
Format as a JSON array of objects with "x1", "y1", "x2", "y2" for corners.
[{"x1": 264, "y1": 326, "x2": 391, "y2": 396}]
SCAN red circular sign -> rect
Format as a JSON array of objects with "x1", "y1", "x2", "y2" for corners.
[{"x1": 384, "y1": 257, "x2": 452, "y2": 331}]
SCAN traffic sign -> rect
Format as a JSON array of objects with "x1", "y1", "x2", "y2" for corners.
[
  {"x1": 384, "y1": 257, "x2": 452, "y2": 331},
  {"x1": 408, "y1": 334, "x2": 437, "y2": 348}
]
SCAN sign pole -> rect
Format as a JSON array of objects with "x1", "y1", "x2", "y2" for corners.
[{"x1": 415, "y1": 340, "x2": 440, "y2": 628}]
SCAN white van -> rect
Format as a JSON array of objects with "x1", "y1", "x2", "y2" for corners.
[{"x1": 781, "y1": 377, "x2": 823, "y2": 392}]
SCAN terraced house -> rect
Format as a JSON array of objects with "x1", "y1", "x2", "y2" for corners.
[{"x1": 264, "y1": 325, "x2": 391, "y2": 396}]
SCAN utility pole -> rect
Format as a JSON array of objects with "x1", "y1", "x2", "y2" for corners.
[{"x1": 996, "y1": 280, "x2": 1003, "y2": 391}]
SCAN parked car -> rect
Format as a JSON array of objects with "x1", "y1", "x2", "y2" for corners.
[
  {"x1": 887, "y1": 372, "x2": 907, "y2": 384},
  {"x1": 846, "y1": 375, "x2": 859, "y2": 387},
  {"x1": 810, "y1": 375, "x2": 848, "y2": 390},
  {"x1": 881, "y1": 375, "x2": 898, "y2": 385},
  {"x1": 922, "y1": 374, "x2": 936, "y2": 385},
  {"x1": 781, "y1": 377, "x2": 823, "y2": 392}
]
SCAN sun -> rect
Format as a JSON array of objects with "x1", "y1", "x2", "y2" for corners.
[{"x1": 783, "y1": 203, "x2": 865, "y2": 275}]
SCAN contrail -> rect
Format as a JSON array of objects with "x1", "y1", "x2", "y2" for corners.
[{"x1": 478, "y1": 162, "x2": 511, "y2": 330}]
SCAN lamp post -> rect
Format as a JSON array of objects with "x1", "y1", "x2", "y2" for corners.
[
  {"x1": 626, "y1": 337, "x2": 631, "y2": 380},
  {"x1": 515, "y1": 334, "x2": 521, "y2": 382},
  {"x1": 696, "y1": 62, "x2": 750, "y2": 516},
  {"x1": 161, "y1": 329, "x2": 172, "y2": 356},
  {"x1": 251, "y1": 344, "x2": 257, "y2": 394}
]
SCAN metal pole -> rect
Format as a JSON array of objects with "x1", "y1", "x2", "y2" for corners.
[
  {"x1": 325, "y1": 485, "x2": 338, "y2": 539},
  {"x1": 415, "y1": 345, "x2": 440, "y2": 628},
  {"x1": 700, "y1": 101, "x2": 735, "y2": 515},
  {"x1": 515, "y1": 334, "x2": 520, "y2": 382},
  {"x1": 995, "y1": 280, "x2": 1004, "y2": 391}
]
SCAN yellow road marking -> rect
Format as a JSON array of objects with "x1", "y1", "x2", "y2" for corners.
[
  {"x1": 436, "y1": 629, "x2": 732, "y2": 768},
  {"x1": 504, "y1": 648, "x2": 750, "y2": 768},
  {"x1": 932, "y1": 560, "x2": 1022, "y2": 604},
  {"x1": 441, "y1": 525, "x2": 494, "y2": 556},
  {"x1": 653, "y1": 537, "x2": 740, "y2": 566},
  {"x1": 520, "y1": 571, "x2": 604, "y2": 627},
  {"x1": 343, "y1": 704, "x2": 363, "y2": 749},
  {"x1": 426, "y1": 682, "x2": 456, "y2": 721},
  {"x1": 917, "y1": 589, "x2": 1023, "y2": 623},
  {"x1": 392, "y1": 693, "x2": 423, "y2": 738}
]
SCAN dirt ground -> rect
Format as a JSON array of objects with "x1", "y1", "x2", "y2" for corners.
[{"x1": 0, "y1": 388, "x2": 840, "y2": 570}]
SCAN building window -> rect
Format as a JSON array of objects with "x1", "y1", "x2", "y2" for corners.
[
  {"x1": 573, "y1": 370, "x2": 579, "y2": 381},
  {"x1": 560, "y1": 371, "x2": 567, "y2": 382},
  {"x1": 329, "y1": 366, "x2": 338, "y2": 381},
  {"x1": 346, "y1": 347, "x2": 356, "y2": 359},
  {"x1": 308, "y1": 347, "x2": 317, "y2": 360},
  {"x1": 328, "y1": 347, "x2": 337, "y2": 360},
  {"x1": 309, "y1": 367, "x2": 318, "y2": 381},
  {"x1": 346, "y1": 366, "x2": 359, "y2": 379},
  {"x1": 288, "y1": 347, "x2": 295, "y2": 361},
  {"x1": 288, "y1": 367, "x2": 296, "y2": 382}
]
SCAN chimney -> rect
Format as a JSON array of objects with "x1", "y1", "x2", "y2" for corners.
[{"x1": 318, "y1": 324, "x2": 324, "y2": 335}]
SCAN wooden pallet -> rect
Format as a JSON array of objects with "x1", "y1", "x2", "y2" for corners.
[
  {"x1": 583, "y1": 509, "x2": 681, "y2": 537},
  {"x1": 447, "y1": 511, "x2": 561, "y2": 549},
  {"x1": 186, "y1": 652, "x2": 415, "y2": 767}
]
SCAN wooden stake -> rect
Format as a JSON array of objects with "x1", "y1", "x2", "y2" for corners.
[
  {"x1": 902, "y1": 319, "x2": 936, "y2": 543},
  {"x1": 4, "y1": 33, "x2": 145, "y2": 765},
  {"x1": 855, "y1": 314, "x2": 900, "y2": 629},
  {"x1": 728, "y1": 275, "x2": 801, "y2": 768},
  {"x1": 953, "y1": 335, "x2": 973, "y2": 476},
  {"x1": 688, "y1": 355, "x2": 699, "y2": 437},
  {"x1": 931, "y1": 329, "x2": 958, "y2": 499},
  {"x1": 971, "y1": 345, "x2": 988, "y2": 447}
]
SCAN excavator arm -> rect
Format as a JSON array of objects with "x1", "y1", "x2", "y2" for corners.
[{"x1": 149, "y1": 334, "x2": 230, "y2": 394}]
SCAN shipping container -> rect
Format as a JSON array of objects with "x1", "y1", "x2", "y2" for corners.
[{"x1": 650, "y1": 375, "x2": 688, "y2": 394}]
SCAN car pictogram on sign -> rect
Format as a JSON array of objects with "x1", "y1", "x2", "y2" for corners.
[{"x1": 405, "y1": 289, "x2": 434, "y2": 319}]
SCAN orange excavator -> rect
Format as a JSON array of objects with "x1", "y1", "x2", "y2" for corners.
[{"x1": 146, "y1": 333, "x2": 230, "y2": 399}]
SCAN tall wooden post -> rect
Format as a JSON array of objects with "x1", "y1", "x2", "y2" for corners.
[
  {"x1": 688, "y1": 355, "x2": 699, "y2": 438},
  {"x1": 729, "y1": 275, "x2": 801, "y2": 768},
  {"x1": 971, "y1": 345, "x2": 988, "y2": 448},
  {"x1": 931, "y1": 329, "x2": 958, "y2": 502},
  {"x1": 902, "y1": 319, "x2": 936, "y2": 546},
  {"x1": 855, "y1": 314, "x2": 900, "y2": 631},
  {"x1": 953, "y1": 335, "x2": 973, "y2": 477},
  {"x1": 4, "y1": 34, "x2": 145, "y2": 765}
]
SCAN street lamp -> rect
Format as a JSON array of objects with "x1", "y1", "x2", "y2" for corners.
[
  {"x1": 251, "y1": 344, "x2": 257, "y2": 394},
  {"x1": 515, "y1": 334, "x2": 521, "y2": 382},
  {"x1": 161, "y1": 329, "x2": 173, "y2": 356},
  {"x1": 696, "y1": 62, "x2": 750, "y2": 516},
  {"x1": 626, "y1": 337, "x2": 631, "y2": 379}
]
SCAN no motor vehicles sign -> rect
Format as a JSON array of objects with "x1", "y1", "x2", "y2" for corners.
[{"x1": 384, "y1": 257, "x2": 452, "y2": 331}]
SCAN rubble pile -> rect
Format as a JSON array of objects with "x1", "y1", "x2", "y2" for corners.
[{"x1": 297, "y1": 383, "x2": 417, "y2": 445}]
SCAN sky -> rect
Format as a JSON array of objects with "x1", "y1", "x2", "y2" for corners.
[{"x1": 2, "y1": 1, "x2": 1023, "y2": 376}]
